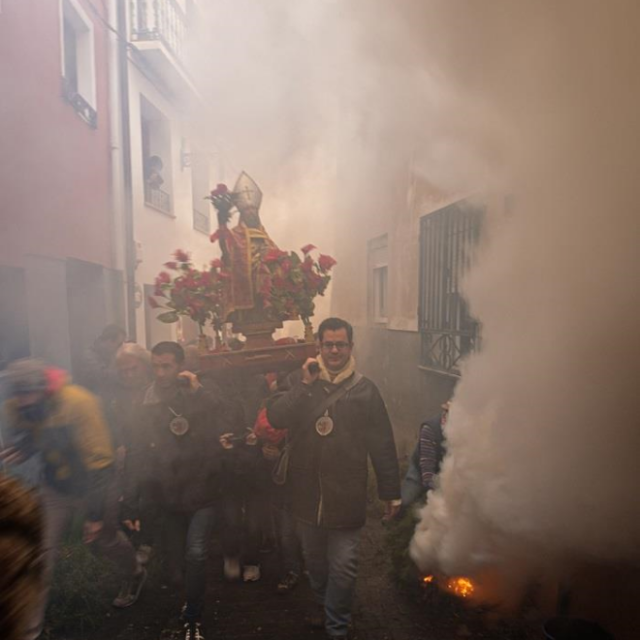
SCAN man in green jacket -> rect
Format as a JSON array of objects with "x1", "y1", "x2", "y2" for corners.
[
  {"x1": 1, "y1": 359, "x2": 145, "y2": 640},
  {"x1": 267, "y1": 317, "x2": 401, "y2": 640}
]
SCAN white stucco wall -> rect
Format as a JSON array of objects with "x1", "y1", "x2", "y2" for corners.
[{"x1": 127, "y1": 66, "x2": 220, "y2": 348}]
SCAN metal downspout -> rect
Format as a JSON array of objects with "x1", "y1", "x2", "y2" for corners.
[{"x1": 117, "y1": 0, "x2": 137, "y2": 340}]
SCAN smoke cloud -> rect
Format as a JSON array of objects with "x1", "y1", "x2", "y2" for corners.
[
  {"x1": 187, "y1": 0, "x2": 640, "y2": 580},
  {"x1": 409, "y1": 0, "x2": 640, "y2": 588}
]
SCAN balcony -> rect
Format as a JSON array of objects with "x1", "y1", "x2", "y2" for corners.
[
  {"x1": 129, "y1": 0, "x2": 198, "y2": 98},
  {"x1": 144, "y1": 183, "x2": 173, "y2": 216}
]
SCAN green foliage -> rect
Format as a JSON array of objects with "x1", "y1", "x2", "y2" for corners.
[
  {"x1": 44, "y1": 541, "x2": 117, "y2": 637},
  {"x1": 384, "y1": 507, "x2": 423, "y2": 587}
]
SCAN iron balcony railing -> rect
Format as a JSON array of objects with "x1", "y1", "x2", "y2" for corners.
[
  {"x1": 144, "y1": 183, "x2": 172, "y2": 215},
  {"x1": 130, "y1": 0, "x2": 187, "y2": 61}
]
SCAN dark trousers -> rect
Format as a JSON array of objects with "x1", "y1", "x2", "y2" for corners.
[
  {"x1": 164, "y1": 506, "x2": 216, "y2": 622},
  {"x1": 220, "y1": 480, "x2": 264, "y2": 566},
  {"x1": 273, "y1": 501, "x2": 302, "y2": 576}
]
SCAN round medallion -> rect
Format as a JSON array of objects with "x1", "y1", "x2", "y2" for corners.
[
  {"x1": 315, "y1": 415, "x2": 334, "y2": 437},
  {"x1": 169, "y1": 416, "x2": 190, "y2": 436}
]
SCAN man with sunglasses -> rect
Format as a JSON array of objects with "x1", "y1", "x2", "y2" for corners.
[{"x1": 267, "y1": 317, "x2": 401, "y2": 640}]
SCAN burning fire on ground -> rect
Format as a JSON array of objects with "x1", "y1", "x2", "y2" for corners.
[{"x1": 422, "y1": 574, "x2": 476, "y2": 599}]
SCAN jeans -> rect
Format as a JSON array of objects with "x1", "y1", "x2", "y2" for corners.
[
  {"x1": 164, "y1": 506, "x2": 216, "y2": 622},
  {"x1": 400, "y1": 456, "x2": 426, "y2": 508},
  {"x1": 297, "y1": 521, "x2": 361, "y2": 638},
  {"x1": 24, "y1": 486, "x2": 137, "y2": 640}
]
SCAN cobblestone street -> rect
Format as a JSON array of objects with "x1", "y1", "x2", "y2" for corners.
[{"x1": 49, "y1": 517, "x2": 540, "y2": 640}]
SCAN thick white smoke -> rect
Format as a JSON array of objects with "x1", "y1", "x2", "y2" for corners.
[
  {"x1": 187, "y1": 0, "x2": 640, "y2": 575},
  {"x1": 410, "y1": 0, "x2": 640, "y2": 585}
]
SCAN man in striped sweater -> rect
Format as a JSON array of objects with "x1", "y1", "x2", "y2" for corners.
[{"x1": 400, "y1": 401, "x2": 450, "y2": 510}]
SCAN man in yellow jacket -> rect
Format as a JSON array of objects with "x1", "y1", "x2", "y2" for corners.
[{"x1": 1, "y1": 359, "x2": 145, "y2": 640}]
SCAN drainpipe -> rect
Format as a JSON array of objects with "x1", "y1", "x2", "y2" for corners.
[{"x1": 116, "y1": 0, "x2": 137, "y2": 340}]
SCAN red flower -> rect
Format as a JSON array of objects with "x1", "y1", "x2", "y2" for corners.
[
  {"x1": 264, "y1": 248, "x2": 286, "y2": 264},
  {"x1": 210, "y1": 258, "x2": 223, "y2": 269},
  {"x1": 156, "y1": 271, "x2": 171, "y2": 285},
  {"x1": 148, "y1": 296, "x2": 161, "y2": 309},
  {"x1": 301, "y1": 244, "x2": 317, "y2": 254},
  {"x1": 164, "y1": 261, "x2": 178, "y2": 270},
  {"x1": 301, "y1": 256, "x2": 314, "y2": 273},
  {"x1": 318, "y1": 254, "x2": 337, "y2": 271},
  {"x1": 174, "y1": 249, "x2": 190, "y2": 263}
]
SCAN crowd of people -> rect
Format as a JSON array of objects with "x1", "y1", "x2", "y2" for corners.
[{"x1": 0, "y1": 317, "x2": 449, "y2": 640}]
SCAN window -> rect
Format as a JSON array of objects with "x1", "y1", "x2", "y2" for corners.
[
  {"x1": 141, "y1": 96, "x2": 173, "y2": 216},
  {"x1": 191, "y1": 153, "x2": 211, "y2": 234},
  {"x1": 368, "y1": 235, "x2": 389, "y2": 324},
  {"x1": 418, "y1": 200, "x2": 483, "y2": 375},
  {"x1": 373, "y1": 266, "x2": 388, "y2": 322},
  {"x1": 60, "y1": 0, "x2": 97, "y2": 127}
]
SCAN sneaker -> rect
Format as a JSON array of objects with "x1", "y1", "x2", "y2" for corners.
[
  {"x1": 277, "y1": 571, "x2": 299, "y2": 593},
  {"x1": 112, "y1": 567, "x2": 147, "y2": 608},
  {"x1": 184, "y1": 621, "x2": 205, "y2": 640},
  {"x1": 135, "y1": 544, "x2": 153, "y2": 566},
  {"x1": 242, "y1": 564, "x2": 261, "y2": 582},
  {"x1": 223, "y1": 556, "x2": 241, "y2": 581}
]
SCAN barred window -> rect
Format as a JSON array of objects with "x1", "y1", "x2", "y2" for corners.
[{"x1": 419, "y1": 200, "x2": 483, "y2": 375}]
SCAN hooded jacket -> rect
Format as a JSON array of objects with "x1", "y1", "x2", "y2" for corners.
[
  {"x1": 266, "y1": 370, "x2": 400, "y2": 529},
  {"x1": 4, "y1": 369, "x2": 114, "y2": 521}
]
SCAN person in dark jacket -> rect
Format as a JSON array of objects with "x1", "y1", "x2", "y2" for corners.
[
  {"x1": 121, "y1": 342, "x2": 226, "y2": 640},
  {"x1": 267, "y1": 318, "x2": 401, "y2": 640},
  {"x1": 1, "y1": 359, "x2": 144, "y2": 640}
]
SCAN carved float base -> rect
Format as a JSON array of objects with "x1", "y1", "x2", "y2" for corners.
[{"x1": 198, "y1": 341, "x2": 316, "y2": 377}]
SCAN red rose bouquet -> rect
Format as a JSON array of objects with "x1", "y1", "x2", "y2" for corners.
[
  {"x1": 258, "y1": 244, "x2": 336, "y2": 327},
  {"x1": 148, "y1": 249, "x2": 230, "y2": 336}
]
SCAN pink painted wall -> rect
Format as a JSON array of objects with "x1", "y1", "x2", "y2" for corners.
[{"x1": 0, "y1": 0, "x2": 114, "y2": 269}]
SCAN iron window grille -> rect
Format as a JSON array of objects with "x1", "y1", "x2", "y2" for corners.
[
  {"x1": 418, "y1": 200, "x2": 483, "y2": 376},
  {"x1": 61, "y1": 78, "x2": 97, "y2": 129},
  {"x1": 193, "y1": 208, "x2": 210, "y2": 235}
]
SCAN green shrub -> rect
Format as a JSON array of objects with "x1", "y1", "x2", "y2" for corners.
[
  {"x1": 43, "y1": 541, "x2": 116, "y2": 637},
  {"x1": 384, "y1": 507, "x2": 422, "y2": 587}
]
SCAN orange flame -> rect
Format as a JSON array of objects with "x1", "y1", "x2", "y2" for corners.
[
  {"x1": 446, "y1": 576, "x2": 475, "y2": 598},
  {"x1": 422, "y1": 575, "x2": 435, "y2": 584}
]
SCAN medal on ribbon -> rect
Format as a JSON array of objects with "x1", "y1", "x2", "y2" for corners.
[
  {"x1": 315, "y1": 412, "x2": 334, "y2": 436},
  {"x1": 168, "y1": 407, "x2": 189, "y2": 436}
]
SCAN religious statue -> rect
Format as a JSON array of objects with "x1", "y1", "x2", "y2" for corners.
[
  {"x1": 208, "y1": 172, "x2": 279, "y2": 330},
  {"x1": 151, "y1": 170, "x2": 336, "y2": 357}
]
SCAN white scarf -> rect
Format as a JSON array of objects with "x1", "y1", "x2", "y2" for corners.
[{"x1": 318, "y1": 355, "x2": 356, "y2": 385}]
